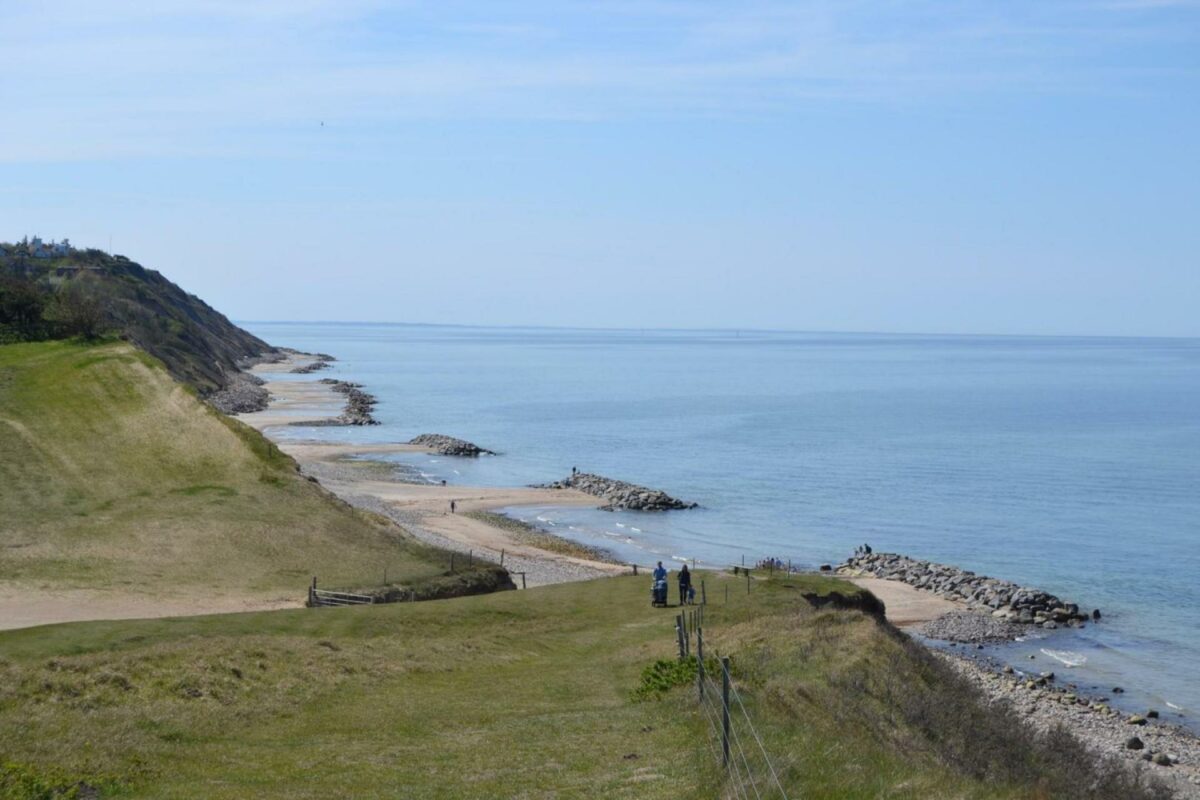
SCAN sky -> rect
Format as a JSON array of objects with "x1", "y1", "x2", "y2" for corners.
[{"x1": 2, "y1": 1, "x2": 1198, "y2": 336}]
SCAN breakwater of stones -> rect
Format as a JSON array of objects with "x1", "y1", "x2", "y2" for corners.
[
  {"x1": 408, "y1": 434, "x2": 496, "y2": 457},
  {"x1": 306, "y1": 379, "x2": 379, "y2": 426},
  {"x1": 289, "y1": 352, "x2": 335, "y2": 374},
  {"x1": 838, "y1": 553, "x2": 1093, "y2": 629},
  {"x1": 537, "y1": 472, "x2": 697, "y2": 511}
]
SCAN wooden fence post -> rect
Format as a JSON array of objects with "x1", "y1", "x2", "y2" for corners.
[
  {"x1": 632, "y1": 564, "x2": 638, "y2": 576},
  {"x1": 469, "y1": 550, "x2": 474, "y2": 567},
  {"x1": 676, "y1": 614, "x2": 686, "y2": 661},
  {"x1": 500, "y1": 548, "x2": 505, "y2": 567},
  {"x1": 725, "y1": 584, "x2": 729, "y2": 604},
  {"x1": 697, "y1": 628, "x2": 705, "y2": 702},
  {"x1": 722, "y1": 656, "x2": 731, "y2": 768},
  {"x1": 309, "y1": 576, "x2": 317, "y2": 607},
  {"x1": 746, "y1": 569, "x2": 751, "y2": 595},
  {"x1": 450, "y1": 553, "x2": 456, "y2": 573},
  {"x1": 701, "y1": 579, "x2": 707, "y2": 606}
]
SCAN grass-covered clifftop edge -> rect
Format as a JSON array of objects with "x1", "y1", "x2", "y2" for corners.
[
  {"x1": 0, "y1": 574, "x2": 1170, "y2": 799},
  {"x1": 0, "y1": 339, "x2": 469, "y2": 623}
]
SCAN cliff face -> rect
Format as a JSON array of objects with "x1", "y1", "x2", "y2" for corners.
[{"x1": 0, "y1": 245, "x2": 272, "y2": 393}]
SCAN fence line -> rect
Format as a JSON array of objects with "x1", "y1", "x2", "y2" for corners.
[{"x1": 674, "y1": 600, "x2": 790, "y2": 800}]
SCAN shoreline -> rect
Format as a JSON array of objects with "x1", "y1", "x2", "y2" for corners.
[
  {"x1": 239, "y1": 353, "x2": 629, "y2": 587},
  {"x1": 237, "y1": 349, "x2": 1199, "y2": 793},
  {"x1": 940, "y1": 648, "x2": 1200, "y2": 796}
]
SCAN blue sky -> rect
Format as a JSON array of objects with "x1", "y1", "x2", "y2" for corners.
[{"x1": 2, "y1": 1, "x2": 1198, "y2": 335}]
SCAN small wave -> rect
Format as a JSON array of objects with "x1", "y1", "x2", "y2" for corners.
[
  {"x1": 1041, "y1": 649, "x2": 1087, "y2": 667},
  {"x1": 615, "y1": 523, "x2": 626, "y2": 528},
  {"x1": 536, "y1": 516, "x2": 550, "y2": 523},
  {"x1": 630, "y1": 527, "x2": 642, "y2": 533},
  {"x1": 1167, "y1": 702, "x2": 1184, "y2": 711},
  {"x1": 453, "y1": 469, "x2": 461, "y2": 475}
]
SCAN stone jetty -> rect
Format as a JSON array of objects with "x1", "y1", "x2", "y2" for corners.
[
  {"x1": 290, "y1": 353, "x2": 335, "y2": 374},
  {"x1": 315, "y1": 379, "x2": 379, "y2": 426},
  {"x1": 408, "y1": 434, "x2": 496, "y2": 457},
  {"x1": 538, "y1": 472, "x2": 697, "y2": 511},
  {"x1": 838, "y1": 552, "x2": 1091, "y2": 629}
]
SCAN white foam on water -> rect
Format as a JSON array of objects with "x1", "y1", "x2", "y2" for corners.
[
  {"x1": 630, "y1": 527, "x2": 642, "y2": 533},
  {"x1": 1167, "y1": 702, "x2": 1184, "y2": 711},
  {"x1": 453, "y1": 469, "x2": 461, "y2": 475},
  {"x1": 1041, "y1": 649, "x2": 1087, "y2": 667},
  {"x1": 536, "y1": 516, "x2": 550, "y2": 523},
  {"x1": 615, "y1": 523, "x2": 626, "y2": 528}
]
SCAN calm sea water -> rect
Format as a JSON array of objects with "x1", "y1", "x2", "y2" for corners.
[{"x1": 245, "y1": 322, "x2": 1200, "y2": 726}]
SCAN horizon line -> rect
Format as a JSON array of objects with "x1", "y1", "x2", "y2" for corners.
[{"x1": 234, "y1": 319, "x2": 1200, "y2": 343}]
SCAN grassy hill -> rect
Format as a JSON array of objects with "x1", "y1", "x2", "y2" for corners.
[
  {"x1": 0, "y1": 574, "x2": 1163, "y2": 799},
  {"x1": 0, "y1": 339, "x2": 456, "y2": 611},
  {"x1": 0, "y1": 246, "x2": 270, "y2": 393}
]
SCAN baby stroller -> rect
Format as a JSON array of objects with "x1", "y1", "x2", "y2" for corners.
[{"x1": 651, "y1": 578, "x2": 669, "y2": 607}]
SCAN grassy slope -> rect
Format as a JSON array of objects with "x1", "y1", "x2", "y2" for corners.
[
  {"x1": 0, "y1": 339, "x2": 451, "y2": 599},
  {"x1": 0, "y1": 573, "x2": 1156, "y2": 800}
]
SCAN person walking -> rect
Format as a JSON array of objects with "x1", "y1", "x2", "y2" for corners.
[
  {"x1": 678, "y1": 564, "x2": 692, "y2": 606},
  {"x1": 450, "y1": 499, "x2": 457, "y2": 514}
]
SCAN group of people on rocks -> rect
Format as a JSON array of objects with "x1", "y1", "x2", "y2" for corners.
[
  {"x1": 852, "y1": 543, "x2": 873, "y2": 556},
  {"x1": 755, "y1": 556, "x2": 789, "y2": 572},
  {"x1": 653, "y1": 561, "x2": 695, "y2": 605}
]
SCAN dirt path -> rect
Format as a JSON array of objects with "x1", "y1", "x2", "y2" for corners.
[{"x1": 0, "y1": 589, "x2": 295, "y2": 632}]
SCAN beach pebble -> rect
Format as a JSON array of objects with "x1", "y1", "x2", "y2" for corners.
[
  {"x1": 1148, "y1": 709, "x2": 1160, "y2": 719},
  {"x1": 1128, "y1": 715, "x2": 1148, "y2": 726},
  {"x1": 1153, "y1": 753, "x2": 1173, "y2": 766},
  {"x1": 1126, "y1": 736, "x2": 1145, "y2": 750}
]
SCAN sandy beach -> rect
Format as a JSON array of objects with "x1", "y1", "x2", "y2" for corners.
[{"x1": 240, "y1": 355, "x2": 630, "y2": 587}]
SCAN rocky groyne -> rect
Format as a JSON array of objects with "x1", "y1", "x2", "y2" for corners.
[
  {"x1": 409, "y1": 434, "x2": 496, "y2": 457},
  {"x1": 537, "y1": 472, "x2": 697, "y2": 511},
  {"x1": 290, "y1": 352, "x2": 335, "y2": 374},
  {"x1": 303, "y1": 379, "x2": 379, "y2": 426},
  {"x1": 839, "y1": 553, "x2": 1092, "y2": 629}
]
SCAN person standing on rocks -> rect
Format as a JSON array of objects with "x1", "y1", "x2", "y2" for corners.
[{"x1": 678, "y1": 564, "x2": 692, "y2": 606}]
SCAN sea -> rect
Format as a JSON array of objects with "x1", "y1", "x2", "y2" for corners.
[{"x1": 245, "y1": 322, "x2": 1200, "y2": 729}]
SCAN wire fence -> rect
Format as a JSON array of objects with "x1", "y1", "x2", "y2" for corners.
[{"x1": 673, "y1": 603, "x2": 790, "y2": 800}]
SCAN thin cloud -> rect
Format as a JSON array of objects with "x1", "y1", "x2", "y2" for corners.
[{"x1": 1, "y1": 0, "x2": 1197, "y2": 162}]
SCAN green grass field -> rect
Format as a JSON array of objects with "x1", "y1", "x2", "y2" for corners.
[
  {"x1": 0, "y1": 340, "x2": 452, "y2": 601},
  {"x1": 0, "y1": 573, "x2": 1161, "y2": 800}
]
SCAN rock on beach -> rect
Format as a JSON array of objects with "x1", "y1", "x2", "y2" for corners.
[
  {"x1": 312, "y1": 379, "x2": 379, "y2": 426},
  {"x1": 207, "y1": 371, "x2": 270, "y2": 414},
  {"x1": 408, "y1": 434, "x2": 496, "y2": 457},
  {"x1": 839, "y1": 552, "x2": 1090, "y2": 629},
  {"x1": 537, "y1": 472, "x2": 697, "y2": 511}
]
